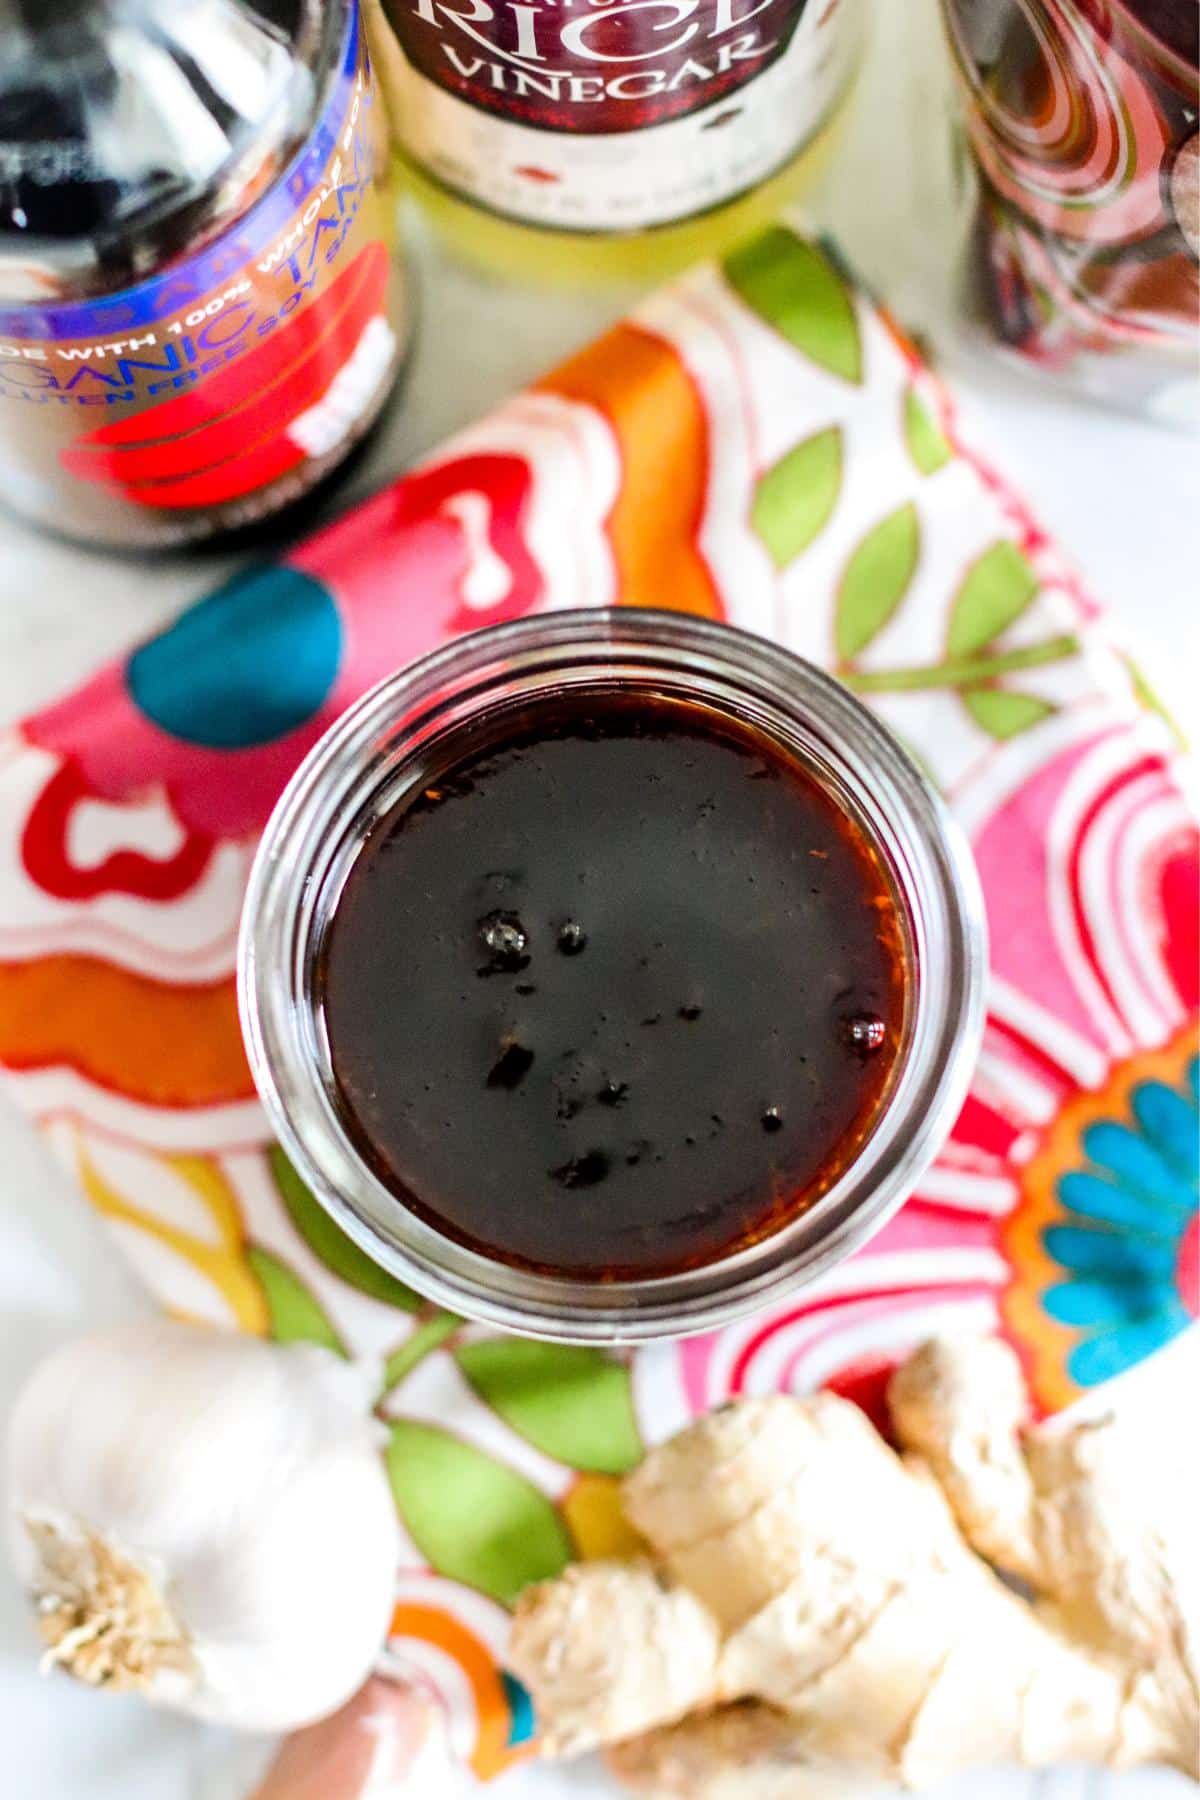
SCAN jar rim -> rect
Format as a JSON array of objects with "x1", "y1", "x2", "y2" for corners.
[{"x1": 238, "y1": 610, "x2": 988, "y2": 1343}]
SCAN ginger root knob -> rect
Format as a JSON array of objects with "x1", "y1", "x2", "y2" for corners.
[
  {"x1": 508, "y1": 1560, "x2": 720, "y2": 1755},
  {"x1": 509, "y1": 1336, "x2": 1199, "y2": 1793}
]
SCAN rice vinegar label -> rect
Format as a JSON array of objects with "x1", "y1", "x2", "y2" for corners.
[{"x1": 375, "y1": 0, "x2": 865, "y2": 229}]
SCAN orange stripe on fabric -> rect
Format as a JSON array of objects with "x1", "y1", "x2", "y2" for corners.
[
  {"x1": 538, "y1": 323, "x2": 721, "y2": 620},
  {"x1": 0, "y1": 958, "x2": 253, "y2": 1107},
  {"x1": 389, "y1": 1602, "x2": 528, "y2": 1781}
]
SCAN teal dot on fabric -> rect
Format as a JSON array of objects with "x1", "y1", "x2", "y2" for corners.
[
  {"x1": 501, "y1": 1669, "x2": 535, "y2": 1746},
  {"x1": 127, "y1": 566, "x2": 342, "y2": 749}
]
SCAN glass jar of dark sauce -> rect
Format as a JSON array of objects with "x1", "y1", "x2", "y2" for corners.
[{"x1": 240, "y1": 612, "x2": 986, "y2": 1342}]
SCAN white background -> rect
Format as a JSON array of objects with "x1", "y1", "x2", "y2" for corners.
[{"x1": 0, "y1": 0, "x2": 1196, "y2": 1795}]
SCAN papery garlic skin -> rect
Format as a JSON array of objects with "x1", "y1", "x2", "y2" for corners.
[{"x1": 7, "y1": 1320, "x2": 400, "y2": 1733}]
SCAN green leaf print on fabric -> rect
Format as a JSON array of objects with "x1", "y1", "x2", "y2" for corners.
[
  {"x1": 903, "y1": 388, "x2": 953, "y2": 476},
  {"x1": 724, "y1": 229, "x2": 863, "y2": 384},
  {"x1": 382, "y1": 1311, "x2": 462, "y2": 1394},
  {"x1": 387, "y1": 1421, "x2": 572, "y2": 1608},
  {"x1": 963, "y1": 688, "x2": 1056, "y2": 738},
  {"x1": 456, "y1": 1340, "x2": 643, "y2": 1476},
  {"x1": 948, "y1": 542, "x2": 1051, "y2": 739},
  {"x1": 948, "y1": 541, "x2": 1040, "y2": 656},
  {"x1": 247, "y1": 1245, "x2": 343, "y2": 1353},
  {"x1": 269, "y1": 1146, "x2": 420, "y2": 1311},
  {"x1": 1121, "y1": 653, "x2": 1186, "y2": 746},
  {"x1": 752, "y1": 427, "x2": 843, "y2": 567},
  {"x1": 837, "y1": 503, "x2": 920, "y2": 662}
]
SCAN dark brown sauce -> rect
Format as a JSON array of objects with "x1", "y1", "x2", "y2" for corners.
[{"x1": 318, "y1": 690, "x2": 908, "y2": 1280}]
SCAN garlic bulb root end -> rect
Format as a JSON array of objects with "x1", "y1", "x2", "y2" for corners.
[{"x1": 27, "y1": 1513, "x2": 196, "y2": 1694}]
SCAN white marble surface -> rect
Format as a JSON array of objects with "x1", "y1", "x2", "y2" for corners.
[{"x1": 0, "y1": 1, "x2": 1196, "y2": 1795}]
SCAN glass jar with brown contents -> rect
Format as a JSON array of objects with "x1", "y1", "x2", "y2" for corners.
[{"x1": 239, "y1": 611, "x2": 987, "y2": 1341}]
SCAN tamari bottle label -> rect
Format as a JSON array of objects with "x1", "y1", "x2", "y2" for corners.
[
  {"x1": 376, "y1": 0, "x2": 865, "y2": 230},
  {"x1": 0, "y1": 8, "x2": 401, "y2": 547}
]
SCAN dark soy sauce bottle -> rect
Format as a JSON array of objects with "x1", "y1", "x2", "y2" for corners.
[{"x1": 0, "y1": 0, "x2": 406, "y2": 549}]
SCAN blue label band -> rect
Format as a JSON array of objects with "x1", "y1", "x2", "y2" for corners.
[{"x1": 0, "y1": 5, "x2": 359, "y2": 342}]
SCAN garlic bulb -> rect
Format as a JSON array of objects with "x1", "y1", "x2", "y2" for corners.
[{"x1": 7, "y1": 1319, "x2": 399, "y2": 1733}]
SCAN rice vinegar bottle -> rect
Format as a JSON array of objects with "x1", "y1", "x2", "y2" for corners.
[{"x1": 365, "y1": 0, "x2": 868, "y2": 281}]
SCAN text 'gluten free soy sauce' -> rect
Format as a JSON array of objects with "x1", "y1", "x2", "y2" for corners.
[{"x1": 317, "y1": 690, "x2": 908, "y2": 1280}]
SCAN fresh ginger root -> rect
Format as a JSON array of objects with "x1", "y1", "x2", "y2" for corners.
[
  {"x1": 504, "y1": 1561, "x2": 720, "y2": 1755},
  {"x1": 508, "y1": 1336, "x2": 1198, "y2": 1796},
  {"x1": 607, "y1": 1702, "x2": 879, "y2": 1800}
]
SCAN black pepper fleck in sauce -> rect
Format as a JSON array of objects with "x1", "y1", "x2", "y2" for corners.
[{"x1": 317, "y1": 691, "x2": 908, "y2": 1280}]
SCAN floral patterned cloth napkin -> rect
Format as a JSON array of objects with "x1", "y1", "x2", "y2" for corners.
[{"x1": 1, "y1": 224, "x2": 1195, "y2": 1785}]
